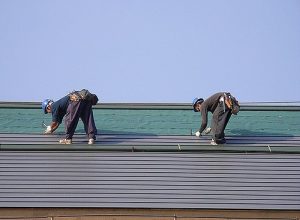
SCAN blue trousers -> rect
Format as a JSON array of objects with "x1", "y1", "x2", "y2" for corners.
[{"x1": 64, "y1": 100, "x2": 97, "y2": 140}]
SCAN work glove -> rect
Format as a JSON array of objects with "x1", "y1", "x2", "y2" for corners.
[
  {"x1": 204, "y1": 127, "x2": 212, "y2": 134},
  {"x1": 44, "y1": 126, "x2": 52, "y2": 134},
  {"x1": 195, "y1": 130, "x2": 201, "y2": 137}
]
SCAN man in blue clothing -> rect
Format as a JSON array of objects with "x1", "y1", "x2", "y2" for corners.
[{"x1": 42, "y1": 90, "x2": 98, "y2": 144}]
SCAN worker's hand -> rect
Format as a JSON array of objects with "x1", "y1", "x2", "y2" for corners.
[
  {"x1": 195, "y1": 131, "x2": 201, "y2": 137},
  {"x1": 204, "y1": 127, "x2": 212, "y2": 134},
  {"x1": 44, "y1": 126, "x2": 52, "y2": 134}
]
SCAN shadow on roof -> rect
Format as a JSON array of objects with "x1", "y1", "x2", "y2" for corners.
[{"x1": 229, "y1": 128, "x2": 294, "y2": 137}]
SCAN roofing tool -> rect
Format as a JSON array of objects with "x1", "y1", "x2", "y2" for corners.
[{"x1": 42, "y1": 121, "x2": 47, "y2": 128}]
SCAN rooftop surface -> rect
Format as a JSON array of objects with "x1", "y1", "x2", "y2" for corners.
[
  {"x1": 0, "y1": 103, "x2": 300, "y2": 211},
  {"x1": 1, "y1": 150, "x2": 300, "y2": 209}
]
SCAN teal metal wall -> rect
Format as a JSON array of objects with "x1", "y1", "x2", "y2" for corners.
[{"x1": 0, "y1": 102, "x2": 299, "y2": 135}]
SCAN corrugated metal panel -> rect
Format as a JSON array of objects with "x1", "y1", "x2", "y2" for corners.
[
  {"x1": 1, "y1": 134, "x2": 300, "y2": 153},
  {"x1": 1, "y1": 150, "x2": 300, "y2": 209}
]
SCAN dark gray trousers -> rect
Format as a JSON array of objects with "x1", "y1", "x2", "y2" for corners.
[
  {"x1": 211, "y1": 102, "x2": 232, "y2": 144},
  {"x1": 65, "y1": 100, "x2": 97, "y2": 140}
]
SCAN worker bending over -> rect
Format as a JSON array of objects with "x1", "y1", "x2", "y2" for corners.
[
  {"x1": 193, "y1": 92, "x2": 239, "y2": 145},
  {"x1": 42, "y1": 89, "x2": 98, "y2": 144}
]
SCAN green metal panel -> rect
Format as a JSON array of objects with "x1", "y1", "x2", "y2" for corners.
[{"x1": 1, "y1": 105, "x2": 300, "y2": 135}]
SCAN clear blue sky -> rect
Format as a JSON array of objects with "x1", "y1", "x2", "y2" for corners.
[{"x1": 0, "y1": 0, "x2": 299, "y2": 103}]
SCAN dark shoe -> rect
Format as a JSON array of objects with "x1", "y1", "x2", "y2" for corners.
[
  {"x1": 216, "y1": 139, "x2": 226, "y2": 145},
  {"x1": 211, "y1": 138, "x2": 226, "y2": 145}
]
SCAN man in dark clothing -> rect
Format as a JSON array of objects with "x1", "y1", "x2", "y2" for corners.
[
  {"x1": 42, "y1": 90, "x2": 97, "y2": 144},
  {"x1": 193, "y1": 92, "x2": 235, "y2": 145}
]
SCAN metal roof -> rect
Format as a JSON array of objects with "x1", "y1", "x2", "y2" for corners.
[
  {"x1": 1, "y1": 133, "x2": 300, "y2": 153},
  {"x1": 1, "y1": 133, "x2": 300, "y2": 210},
  {"x1": 1, "y1": 101, "x2": 300, "y2": 111}
]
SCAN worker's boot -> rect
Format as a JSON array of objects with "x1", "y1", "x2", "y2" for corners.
[
  {"x1": 88, "y1": 138, "x2": 95, "y2": 145},
  {"x1": 59, "y1": 139, "x2": 72, "y2": 144}
]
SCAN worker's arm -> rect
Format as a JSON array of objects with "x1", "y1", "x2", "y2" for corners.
[
  {"x1": 44, "y1": 121, "x2": 59, "y2": 134},
  {"x1": 198, "y1": 111, "x2": 208, "y2": 134},
  {"x1": 195, "y1": 109, "x2": 208, "y2": 137},
  {"x1": 50, "y1": 121, "x2": 59, "y2": 132}
]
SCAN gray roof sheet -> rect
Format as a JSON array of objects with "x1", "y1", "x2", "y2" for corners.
[
  {"x1": 1, "y1": 134, "x2": 300, "y2": 209},
  {"x1": 1, "y1": 134, "x2": 300, "y2": 153}
]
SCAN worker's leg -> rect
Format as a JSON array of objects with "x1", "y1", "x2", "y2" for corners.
[
  {"x1": 212, "y1": 104, "x2": 231, "y2": 144},
  {"x1": 65, "y1": 101, "x2": 82, "y2": 140},
  {"x1": 223, "y1": 111, "x2": 232, "y2": 134},
  {"x1": 80, "y1": 101, "x2": 97, "y2": 140}
]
